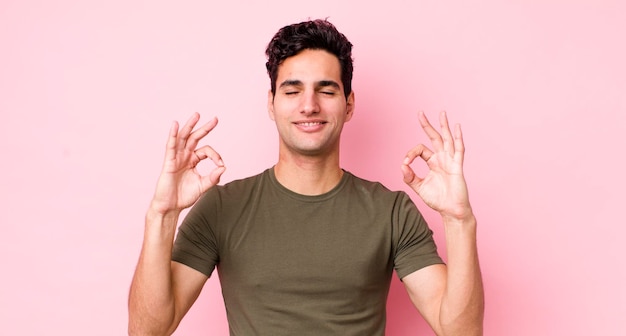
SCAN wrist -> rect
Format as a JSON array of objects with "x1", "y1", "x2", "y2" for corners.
[
  {"x1": 147, "y1": 197, "x2": 181, "y2": 216},
  {"x1": 441, "y1": 211, "x2": 476, "y2": 227},
  {"x1": 146, "y1": 203, "x2": 181, "y2": 225},
  {"x1": 439, "y1": 201, "x2": 474, "y2": 222},
  {"x1": 143, "y1": 205, "x2": 180, "y2": 245},
  {"x1": 442, "y1": 213, "x2": 478, "y2": 246}
]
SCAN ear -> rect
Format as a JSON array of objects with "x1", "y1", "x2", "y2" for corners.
[
  {"x1": 345, "y1": 90, "x2": 355, "y2": 122},
  {"x1": 267, "y1": 89, "x2": 275, "y2": 121}
]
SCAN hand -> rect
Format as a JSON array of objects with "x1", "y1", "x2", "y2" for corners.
[
  {"x1": 150, "y1": 112, "x2": 226, "y2": 215},
  {"x1": 401, "y1": 111, "x2": 472, "y2": 221}
]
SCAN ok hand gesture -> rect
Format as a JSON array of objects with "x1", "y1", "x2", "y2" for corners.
[
  {"x1": 401, "y1": 111, "x2": 472, "y2": 221},
  {"x1": 150, "y1": 113, "x2": 226, "y2": 215}
]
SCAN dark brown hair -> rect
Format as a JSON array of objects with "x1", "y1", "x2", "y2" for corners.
[{"x1": 265, "y1": 19, "x2": 354, "y2": 98}]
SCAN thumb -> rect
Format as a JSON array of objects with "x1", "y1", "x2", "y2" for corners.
[
  {"x1": 200, "y1": 166, "x2": 226, "y2": 193},
  {"x1": 401, "y1": 164, "x2": 423, "y2": 188}
]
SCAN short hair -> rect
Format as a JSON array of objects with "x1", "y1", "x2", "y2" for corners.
[{"x1": 265, "y1": 19, "x2": 354, "y2": 99}]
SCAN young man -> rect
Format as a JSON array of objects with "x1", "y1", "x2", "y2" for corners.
[{"x1": 129, "y1": 19, "x2": 484, "y2": 335}]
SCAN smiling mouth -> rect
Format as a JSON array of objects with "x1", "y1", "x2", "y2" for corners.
[{"x1": 295, "y1": 121, "x2": 326, "y2": 126}]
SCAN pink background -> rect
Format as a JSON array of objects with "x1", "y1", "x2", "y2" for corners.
[{"x1": 1, "y1": 1, "x2": 625, "y2": 335}]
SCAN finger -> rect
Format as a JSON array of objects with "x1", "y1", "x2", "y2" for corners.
[
  {"x1": 193, "y1": 145, "x2": 225, "y2": 168},
  {"x1": 200, "y1": 166, "x2": 227, "y2": 192},
  {"x1": 439, "y1": 110, "x2": 455, "y2": 155},
  {"x1": 176, "y1": 112, "x2": 201, "y2": 152},
  {"x1": 185, "y1": 117, "x2": 218, "y2": 152},
  {"x1": 403, "y1": 144, "x2": 434, "y2": 164},
  {"x1": 418, "y1": 111, "x2": 444, "y2": 152},
  {"x1": 454, "y1": 123, "x2": 465, "y2": 164},
  {"x1": 400, "y1": 163, "x2": 423, "y2": 186},
  {"x1": 164, "y1": 121, "x2": 179, "y2": 163}
]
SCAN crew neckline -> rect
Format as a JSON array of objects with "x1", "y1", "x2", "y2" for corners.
[{"x1": 267, "y1": 166, "x2": 350, "y2": 202}]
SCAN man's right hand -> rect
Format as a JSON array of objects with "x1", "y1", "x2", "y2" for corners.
[
  {"x1": 129, "y1": 113, "x2": 220, "y2": 335},
  {"x1": 150, "y1": 112, "x2": 226, "y2": 215}
]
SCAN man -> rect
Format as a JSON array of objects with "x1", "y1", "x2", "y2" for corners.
[{"x1": 129, "y1": 19, "x2": 484, "y2": 335}]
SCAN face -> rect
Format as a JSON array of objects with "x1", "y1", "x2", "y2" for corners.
[{"x1": 268, "y1": 49, "x2": 355, "y2": 158}]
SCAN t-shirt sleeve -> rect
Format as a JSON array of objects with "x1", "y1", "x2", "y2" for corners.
[
  {"x1": 171, "y1": 191, "x2": 220, "y2": 277},
  {"x1": 392, "y1": 191, "x2": 444, "y2": 280}
]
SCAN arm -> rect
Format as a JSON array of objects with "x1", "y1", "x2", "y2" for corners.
[
  {"x1": 400, "y1": 111, "x2": 484, "y2": 335},
  {"x1": 128, "y1": 113, "x2": 226, "y2": 335}
]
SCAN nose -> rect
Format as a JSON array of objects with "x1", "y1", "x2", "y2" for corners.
[{"x1": 301, "y1": 91, "x2": 320, "y2": 115}]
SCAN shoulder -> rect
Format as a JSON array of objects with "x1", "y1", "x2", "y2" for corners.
[
  {"x1": 344, "y1": 171, "x2": 404, "y2": 195},
  {"x1": 343, "y1": 170, "x2": 411, "y2": 204},
  {"x1": 195, "y1": 169, "x2": 270, "y2": 206},
  {"x1": 218, "y1": 169, "x2": 269, "y2": 192}
]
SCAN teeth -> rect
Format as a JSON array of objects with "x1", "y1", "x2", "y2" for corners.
[{"x1": 299, "y1": 122, "x2": 323, "y2": 126}]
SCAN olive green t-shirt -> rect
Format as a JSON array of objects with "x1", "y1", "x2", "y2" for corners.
[{"x1": 172, "y1": 168, "x2": 443, "y2": 335}]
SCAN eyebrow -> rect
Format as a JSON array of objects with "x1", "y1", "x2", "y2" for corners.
[
  {"x1": 316, "y1": 80, "x2": 341, "y2": 90},
  {"x1": 278, "y1": 79, "x2": 303, "y2": 89},
  {"x1": 278, "y1": 79, "x2": 341, "y2": 90}
]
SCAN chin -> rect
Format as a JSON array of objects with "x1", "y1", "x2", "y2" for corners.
[{"x1": 282, "y1": 138, "x2": 338, "y2": 157}]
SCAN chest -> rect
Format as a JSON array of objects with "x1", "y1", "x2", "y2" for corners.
[{"x1": 215, "y1": 197, "x2": 394, "y2": 298}]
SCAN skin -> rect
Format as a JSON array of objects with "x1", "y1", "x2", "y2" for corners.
[
  {"x1": 267, "y1": 49, "x2": 355, "y2": 195},
  {"x1": 401, "y1": 111, "x2": 484, "y2": 335},
  {"x1": 128, "y1": 48, "x2": 483, "y2": 335},
  {"x1": 128, "y1": 113, "x2": 219, "y2": 335}
]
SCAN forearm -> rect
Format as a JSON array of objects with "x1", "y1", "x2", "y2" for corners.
[
  {"x1": 439, "y1": 215, "x2": 484, "y2": 335},
  {"x1": 128, "y1": 208, "x2": 181, "y2": 335}
]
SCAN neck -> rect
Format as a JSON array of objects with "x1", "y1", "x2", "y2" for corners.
[{"x1": 274, "y1": 151, "x2": 344, "y2": 196}]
